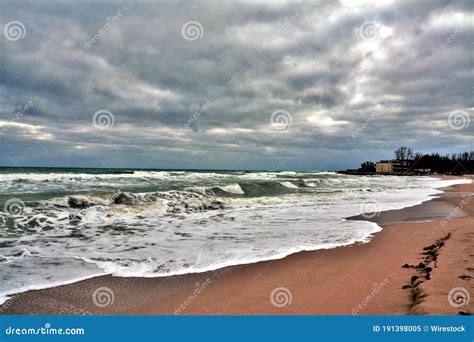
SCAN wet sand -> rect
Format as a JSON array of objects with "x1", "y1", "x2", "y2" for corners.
[{"x1": 2, "y1": 176, "x2": 473, "y2": 315}]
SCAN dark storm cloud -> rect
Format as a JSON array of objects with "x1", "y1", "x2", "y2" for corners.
[{"x1": 0, "y1": 0, "x2": 472, "y2": 170}]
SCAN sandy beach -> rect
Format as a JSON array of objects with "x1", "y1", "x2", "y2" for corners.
[{"x1": 1, "y1": 176, "x2": 472, "y2": 316}]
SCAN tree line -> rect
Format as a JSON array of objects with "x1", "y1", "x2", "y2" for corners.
[{"x1": 358, "y1": 147, "x2": 474, "y2": 175}]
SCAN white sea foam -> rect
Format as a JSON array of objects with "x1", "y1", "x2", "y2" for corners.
[
  {"x1": 217, "y1": 183, "x2": 245, "y2": 195},
  {"x1": 279, "y1": 181, "x2": 298, "y2": 189},
  {"x1": 0, "y1": 172, "x2": 471, "y2": 304}
]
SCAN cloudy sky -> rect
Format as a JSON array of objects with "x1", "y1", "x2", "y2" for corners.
[{"x1": 0, "y1": 0, "x2": 472, "y2": 171}]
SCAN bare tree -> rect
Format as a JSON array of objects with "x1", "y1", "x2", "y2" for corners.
[
  {"x1": 394, "y1": 146, "x2": 414, "y2": 173},
  {"x1": 394, "y1": 147, "x2": 405, "y2": 160}
]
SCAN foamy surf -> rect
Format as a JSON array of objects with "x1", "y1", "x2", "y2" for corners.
[
  {"x1": 280, "y1": 181, "x2": 298, "y2": 189},
  {"x1": 217, "y1": 183, "x2": 245, "y2": 195},
  {"x1": 0, "y1": 169, "x2": 471, "y2": 304}
]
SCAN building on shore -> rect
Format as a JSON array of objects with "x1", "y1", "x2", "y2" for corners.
[
  {"x1": 375, "y1": 160, "x2": 393, "y2": 174},
  {"x1": 375, "y1": 160, "x2": 413, "y2": 174}
]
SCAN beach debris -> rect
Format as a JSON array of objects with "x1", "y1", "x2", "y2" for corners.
[
  {"x1": 113, "y1": 192, "x2": 139, "y2": 206},
  {"x1": 67, "y1": 196, "x2": 101, "y2": 208},
  {"x1": 407, "y1": 287, "x2": 428, "y2": 313},
  {"x1": 401, "y1": 232, "x2": 453, "y2": 313}
]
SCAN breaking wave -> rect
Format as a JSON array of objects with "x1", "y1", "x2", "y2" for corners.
[{"x1": 0, "y1": 168, "x2": 471, "y2": 304}]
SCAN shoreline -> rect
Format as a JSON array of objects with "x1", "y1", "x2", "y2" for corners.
[{"x1": 1, "y1": 176, "x2": 473, "y2": 315}]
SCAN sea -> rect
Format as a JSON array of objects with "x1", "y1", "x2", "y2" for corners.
[{"x1": 0, "y1": 167, "x2": 470, "y2": 303}]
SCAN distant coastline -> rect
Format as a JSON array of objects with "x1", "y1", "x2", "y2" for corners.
[{"x1": 340, "y1": 146, "x2": 474, "y2": 176}]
